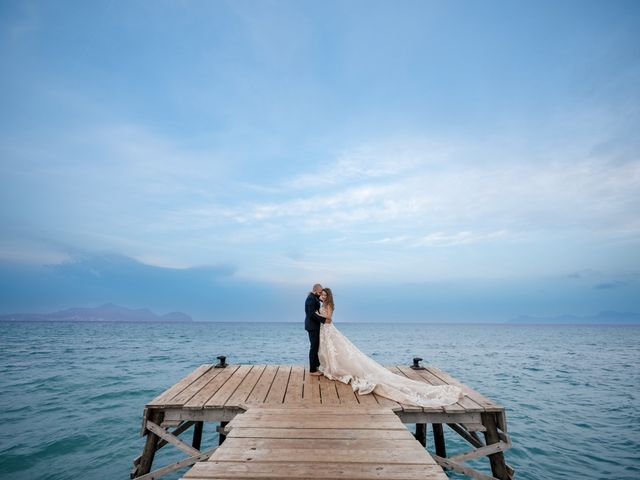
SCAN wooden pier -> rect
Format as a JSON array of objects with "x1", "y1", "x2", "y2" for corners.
[{"x1": 131, "y1": 361, "x2": 513, "y2": 480}]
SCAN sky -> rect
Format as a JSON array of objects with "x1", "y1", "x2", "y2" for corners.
[{"x1": 0, "y1": 0, "x2": 639, "y2": 321}]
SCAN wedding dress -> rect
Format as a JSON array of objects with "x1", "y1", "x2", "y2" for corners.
[{"x1": 317, "y1": 308, "x2": 463, "y2": 407}]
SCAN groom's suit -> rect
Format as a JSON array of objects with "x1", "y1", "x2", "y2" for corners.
[{"x1": 305, "y1": 292, "x2": 326, "y2": 373}]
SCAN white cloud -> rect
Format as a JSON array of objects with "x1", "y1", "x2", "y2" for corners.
[
  {"x1": 284, "y1": 138, "x2": 449, "y2": 190},
  {"x1": 412, "y1": 230, "x2": 508, "y2": 247},
  {"x1": 216, "y1": 148, "x2": 640, "y2": 239},
  {"x1": 4, "y1": 115, "x2": 638, "y2": 282}
]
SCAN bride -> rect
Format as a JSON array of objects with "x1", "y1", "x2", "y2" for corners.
[{"x1": 317, "y1": 288, "x2": 463, "y2": 408}]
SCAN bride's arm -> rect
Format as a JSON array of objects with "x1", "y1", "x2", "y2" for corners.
[{"x1": 315, "y1": 308, "x2": 332, "y2": 323}]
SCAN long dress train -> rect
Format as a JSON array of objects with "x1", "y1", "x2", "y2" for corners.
[{"x1": 317, "y1": 312, "x2": 463, "y2": 408}]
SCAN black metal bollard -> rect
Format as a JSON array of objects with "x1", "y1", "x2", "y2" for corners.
[
  {"x1": 411, "y1": 357, "x2": 426, "y2": 370},
  {"x1": 215, "y1": 355, "x2": 228, "y2": 368}
]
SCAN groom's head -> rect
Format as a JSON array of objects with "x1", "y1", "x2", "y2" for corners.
[{"x1": 312, "y1": 284, "x2": 323, "y2": 297}]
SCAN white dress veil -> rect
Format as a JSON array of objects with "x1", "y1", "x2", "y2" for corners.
[{"x1": 317, "y1": 307, "x2": 463, "y2": 408}]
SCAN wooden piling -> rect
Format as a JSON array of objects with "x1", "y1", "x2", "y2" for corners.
[
  {"x1": 433, "y1": 423, "x2": 447, "y2": 458},
  {"x1": 415, "y1": 423, "x2": 427, "y2": 447},
  {"x1": 136, "y1": 410, "x2": 164, "y2": 476},
  {"x1": 218, "y1": 421, "x2": 228, "y2": 445},
  {"x1": 191, "y1": 421, "x2": 203, "y2": 450},
  {"x1": 482, "y1": 412, "x2": 509, "y2": 480}
]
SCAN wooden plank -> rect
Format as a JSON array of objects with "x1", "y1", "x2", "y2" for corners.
[
  {"x1": 318, "y1": 374, "x2": 340, "y2": 405},
  {"x1": 227, "y1": 417, "x2": 405, "y2": 430},
  {"x1": 244, "y1": 365, "x2": 278, "y2": 405},
  {"x1": 136, "y1": 446, "x2": 217, "y2": 480},
  {"x1": 447, "y1": 423, "x2": 485, "y2": 448},
  {"x1": 226, "y1": 365, "x2": 266, "y2": 407},
  {"x1": 283, "y1": 365, "x2": 304, "y2": 404},
  {"x1": 235, "y1": 411, "x2": 399, "y2": 420},
  {"x1": 427, "y1": 366, "x2": 502, "y2": 411},
  {"x1": 433, "y1": 455, "x2": 497, "y2": 480},
  {"x1": 146, "y1": 421, "x2": 201, "y2": 457},
  {"x1": 220, "y1": 437, "x2": 423, "y2": 450},
  {"x1": 333, "y1": 377, "x2": 359, "y2": 405},
  {"x1": 354, "y1": 390, "x2": 379, "y2": 407},
  {"x1": 183, "y1": 461, "x2": 445, "y2": 479},
  {"x1": 385, "y1": 366, "x2": 432, "y2": 413},
  {"x1": 156, "y1": 421, "x2": 196, "y2": 451},
  {"x1": 183, "y1": 365, "x2": 241, "y2": 409},
  {"x1": 147, "y1": 364, "x2": 212, "y2": 407},
  {"x1": 225, "y1": 427, "x2": 416, "y2": 440},
  {"x1": 205, "y1": 365, "x2": 253, "y2": 408},
  {"x1": 462, "y1": 422, "x2": 486, "y2": 432},
  {"x1": 231, "y1": 413, "x2": 400, "y2": 426},
  {"x1": 168, "y1": 367, "x2": 226, "y2": 407},
  {"x1": 240, "y1": 406, "x2": 395, "y2": 415},
  {"x1": 395, "y1": 365, "x2": 467, "y2": 413},
  {"x1": 302, "y1": 367, "x2": 321, "y2": 404},
  {"x1": 410, "y1": 367, "x2": 485, "y2": 413},
  {"x1": 497, "y1": 410, "x2": 508, "y2": 433},
  {"x1": 210, "y1": 446, "x2": 435, "y2": 464},
  {"x1": 265, "y1": 365, "x2": 291, "y2": 405},
  {"x1": 391, "y1": 365, "x2": 442, "y2": 413},
  {"x1": 449, "y1": 441, "x2": 509, "y2": 463},
  {"x1": 372, "y1": 391, "x2": 404, "y2": 411}
]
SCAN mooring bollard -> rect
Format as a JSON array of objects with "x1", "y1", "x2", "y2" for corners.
[
  {"x1": 411, "y1": 357, "x2": 426, "y2": 370},
  {"x1": 215, "y1": 355, "x2": 228, "y2": 368}
]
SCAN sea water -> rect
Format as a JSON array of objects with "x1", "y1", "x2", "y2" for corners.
[{"x1": 0, "y1": 321, "x2": 638, "y2": 480}]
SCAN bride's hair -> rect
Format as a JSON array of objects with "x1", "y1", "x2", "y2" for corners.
[{"x1": 323, "y1": 288, "x2": 335, "y2": 311}]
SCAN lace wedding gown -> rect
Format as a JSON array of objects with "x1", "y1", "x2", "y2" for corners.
[{"x1": 317, "y1": 308, "x2": 463, "y2": 407}]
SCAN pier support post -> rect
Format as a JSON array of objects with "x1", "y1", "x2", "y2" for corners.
[
  {"x1": 414, "y1": 423, "x2": 427, "y2": 447},
  {"x1": 218, "y1": 421, "x2": 228, "y2": 445},
  {"x1": 482, "y1": 412, "x2": 509, "y2": 480},
  {"x1": 192, "y1": 421, "x2": 203, "y2": 450},
  {"x1": 433, "y1": 423, "x2": 447, "y2": 458},
  {"x1": 136, "y1": 410, "x2": 164, "y2": 477}
]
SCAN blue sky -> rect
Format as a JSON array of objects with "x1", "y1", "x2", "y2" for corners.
[{"x1": 1, "y1": 1, "x2": 639, "y2": 321}]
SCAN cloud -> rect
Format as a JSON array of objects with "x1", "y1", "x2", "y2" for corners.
[
  {"x1": 594, "y1": 280, "x2": 627, "y2": 289},
  {"x1": 190, "y1": 138, "x2": 640, "y2": 241},
  {"x1": 367, "y1": 231, "x2": 508, "y2": 248},
  {"x1": 2, "y1": 119, "x2": 639, "y2": 288},
  {"x1": 412, "y1": 230, "x2": 508, "y2": 247},
  {"x1": 1, "y1": 251, "x2": 638, "y2": 322},
  {"x1": 0, "y1": 252, "x2": 289, "y2": 320},
  {"x1": 283, "y1": 139, "x2": 441, "y2": 190},
  {"x1": 593, "y1": 273, "x2": 640, "y2": 290}
]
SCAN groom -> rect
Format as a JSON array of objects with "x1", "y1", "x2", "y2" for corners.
[{"x1": 305, "y1": 283, "x2": 326, "y2": 376}]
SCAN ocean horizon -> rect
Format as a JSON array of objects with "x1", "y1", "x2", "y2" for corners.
[{"x1": 4, "y1": 319, "x2": 640, "y2": 325}]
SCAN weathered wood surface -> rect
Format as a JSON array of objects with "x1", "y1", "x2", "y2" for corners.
[
  {"x1": 136, "y1": 364, "x2": 511, "y2": 480},
  {"x1": 146, "y1": 364, "x2": 503, "y2": 414},
  {"x1": 181, "y1": 405, "x2": 449, "y2": 480}
]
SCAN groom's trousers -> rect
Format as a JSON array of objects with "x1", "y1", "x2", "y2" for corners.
[{"x1": 307, "y1": 329, "x2": 321, "y2": 372}]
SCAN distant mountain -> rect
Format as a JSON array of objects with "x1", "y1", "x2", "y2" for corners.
[
  {"x1": 509, "y1": 311, "x2": 640, "y2": 324},
  {"x1": 0, "y1": 303, "x2": 193, "y2": 322}
]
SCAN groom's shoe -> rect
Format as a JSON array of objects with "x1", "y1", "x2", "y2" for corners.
[{"x1": 309, "y1": 371, "x2": 322, "y2": 376}]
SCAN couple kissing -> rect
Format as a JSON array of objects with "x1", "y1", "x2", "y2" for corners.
[
  {"x1": 302, "y1": 282, "x2": 463, "y2": 407},
  {"x1": 304, "y1": 283, "x2": 333, "y2": 376}
]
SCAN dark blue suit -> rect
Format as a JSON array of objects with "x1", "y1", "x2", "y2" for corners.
[{"x1": 305, "y1": 292, "x2": 326, "y2": 372}]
